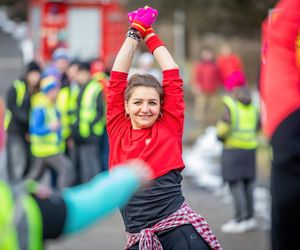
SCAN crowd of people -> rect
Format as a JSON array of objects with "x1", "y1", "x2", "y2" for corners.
[
  {"x1": 191, "y1": 42, "x2": 244, "y2": 129},
  {"x1": 4, "y1": 49, "x2": 110, "y2": 189}
]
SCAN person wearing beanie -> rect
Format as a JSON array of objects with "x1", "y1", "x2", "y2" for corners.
[
  {"x1": 216, "y1": 43, "x2": 244, "y2": 86},
  {"x1": 43, "y1": 47, "x2": 70, "y2": 89},
  {"x1": 216, "y1": 71, "x2": 260, "y2": 233},
  {"x1": 5, "y1": 60, "x2": 42, "y2": 182},
  {"x1": 69, "y1": 61, "x2": 106, "y2": 184},
  {"x1": 28, "y1": 76, "x2": 74, "y2": 190},
  {"x1": 224, "y1": 70, "x2": 246, "y2": 92}
]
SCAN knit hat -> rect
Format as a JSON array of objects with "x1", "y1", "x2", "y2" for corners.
[
  {"x1": 52, "y1": 48, "x2": 69, "y2": 61},
  {"x1": 224, "y1": 71, "x2": 246, "y2": 91},
  {"x1": 42, "y1": 66, "x2": 61, "y2": 82},
  {"x1": 26, "y1": 61, "x2": 41, "y2": 74},
  {"x1": 40, "y1": 76, "x2": 59, "y2": 94}
]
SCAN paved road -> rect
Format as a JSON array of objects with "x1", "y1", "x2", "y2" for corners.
[
  {"x1": 46, "y1": 179, "x2": 270, "y2": 250},
  {"x1": 0, "y1": 26, "x2": 270, "y2": 250}
]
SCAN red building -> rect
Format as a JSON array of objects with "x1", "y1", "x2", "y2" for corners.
[{"x1": 28, "y1": 0, "x2": 127, "y2": 68}]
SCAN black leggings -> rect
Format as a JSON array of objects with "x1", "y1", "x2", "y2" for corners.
[
  {"x1": 271, "y1": 109, "x2": 300, "y2": 250},
  {"x1": 129, "y1": 224, "x2": 211, "y2": 250}
]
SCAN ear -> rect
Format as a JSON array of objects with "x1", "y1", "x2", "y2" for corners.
[{"x1": 125, "y1": 101, "x2": 129, "y2": 114}]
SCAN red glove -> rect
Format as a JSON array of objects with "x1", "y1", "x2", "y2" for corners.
[{"x1": 129, "y1": 6, "x2": 158, "y2": 38}]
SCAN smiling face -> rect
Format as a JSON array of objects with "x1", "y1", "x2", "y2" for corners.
[{"x1": 125, "y1": 86, "x2": 161, "y2": 129}]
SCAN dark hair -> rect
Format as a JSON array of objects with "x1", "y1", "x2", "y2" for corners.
[
  {"x1": 78, "y1": 61, "x2": 91, "y2": 71},
  {"x1": 26, "y1": 61, "x2": 41, "y2": 74},
  {"x1": 125, "y1": 73, "x2": 163, "y2": 102}
]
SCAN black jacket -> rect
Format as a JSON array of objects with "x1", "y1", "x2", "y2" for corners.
[
  {"x1": 6, "y1": 80, "x2": 30, "y2": 135},
  {"x1": 71, "y1": 82, "x2": 105, "y2": 143}
]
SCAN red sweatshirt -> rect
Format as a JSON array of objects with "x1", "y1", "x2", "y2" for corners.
[
  {"x1": 107, "y1": 69, "x2": 185, "y2": 179},
  {"x1": 260, "y1": 0, "x2": 300, "y2": 138},
  {"x1": 194, "y1": 61, "x2": 221, "y2": 94}
]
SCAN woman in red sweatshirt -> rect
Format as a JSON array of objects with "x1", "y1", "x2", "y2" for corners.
[
  {"x1": 260, "y1": 0, "x2": 300, "y2": 249},
  {"x1": 107, "y1": 6, "x2": 221, "y2": 250}
]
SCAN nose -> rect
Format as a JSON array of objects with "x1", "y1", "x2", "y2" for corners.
[{"x1": 141, "y1": 103, "x2": 149, "y2": 113}]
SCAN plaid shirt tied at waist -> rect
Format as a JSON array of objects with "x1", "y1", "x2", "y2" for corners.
[{"x1": 125, "y1": 202, "x2": 222, "y2": 250}]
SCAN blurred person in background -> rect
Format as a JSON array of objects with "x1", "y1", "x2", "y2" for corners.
[
  {"x1": 51, "y1": 48, "x2": 70, "y2": 87},
  {"x1": 5, "y1": 61, "x2": 41, "y2": 182},
  {"x1": 56, "y1": 60, "x2": 81, "y2": 156},
  {"x1": 216, "y1": 43, "x2": 244, "y2": 87},
  {"x1": 216, "y1": 71, "x2": 259, "y2": 233},
  {"x1": 43, "y1": 47, "x2": 70, "y2": 88},
  {"x1": 129, "y1": 52, "x2": 162, "y2": 82},
  {"x1": 108, "y1": 6, "x2": 221, "y2": 250},
  {"x1": 43, "y1": 52, "x2": 73, "y2": 188},
  {"x1": 260, "y1": 0, "x2": 300, "y2": 248},
  {"x1": 69, "y1": 62, "x2": 106, "y2": 184},
  {"x1": 28, "y1": 76, "x2": 74, "y2": 190},
  {"x1": 192, "y1": 47, "x2": 221, "y2": 127},
  {"x1": 91, "y1": 59, "x2": 110, "y2": 171}
]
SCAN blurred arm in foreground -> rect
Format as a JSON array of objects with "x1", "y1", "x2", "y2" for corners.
[{"x1": 0, "y1": 158, "x2": 152, "y2": 249}]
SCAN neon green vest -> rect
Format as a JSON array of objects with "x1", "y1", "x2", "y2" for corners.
[
  {"x1": 68, "y1": 85, "x2": 80, "y2": 127},
  {"x1": 56, "y1": 86, "x2": 71, "y2": 151},
  {"x1": 30, "y1": 93, "x2": 61, "y2": 157},
  {"x1": 223, "y1": 95, "x2": 258, "y2": 149},
  {"x1": 71, "y1": 80, "x2": 106, "y2": 138},
  {"x1": 4, "y1": 80, "x2": 26, "y2": 130},
  {"x1": 0, "y1": 181, "x2": 43, "y2": 250}
]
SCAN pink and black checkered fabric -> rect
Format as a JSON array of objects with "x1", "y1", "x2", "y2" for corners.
[{"x1": 125, "y1": 202, "x2": 222, "y2": 250}]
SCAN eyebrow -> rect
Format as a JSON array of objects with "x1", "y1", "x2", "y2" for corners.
[{"x1": 132, "y1": 98, "x2": 159, "y2": 101}]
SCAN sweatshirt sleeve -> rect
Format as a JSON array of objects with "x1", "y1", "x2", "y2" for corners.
[
  {"x1": 30, "y1": 108, "x2": 51, "y2": 135},
  {"x1": 106, "y1": 71, "x2": 128, "y2": 136},
  {"x1": 62, "y1": 166, "x2": 140, "y2": 234},
  {"x1": 161, "y1": 69, "x2": 185, "y2": 136}
]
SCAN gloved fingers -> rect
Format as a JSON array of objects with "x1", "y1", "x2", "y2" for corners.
[{"x1": 127, "y1": 10, "x2": 138, "y2": 24}]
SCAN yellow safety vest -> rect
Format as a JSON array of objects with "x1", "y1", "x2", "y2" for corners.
[
  {"x1": 70, "y1": 80, "x2": 106, "y2": 138},
  {"x1": 0, "y1": 180, "x2": 43, "y2": 250},
  {"x1": 4, "y1": 80, "x2": 26, "y2": 130},
  {"x1": 56, "y1": 86, "x2": 71, "y2": 151},
  {"x1": 30, "y1": 93, "x2": 61, "y2": 157},
  {"x1": 222, "y1": 95, "x2": 258, "y2": 149}
]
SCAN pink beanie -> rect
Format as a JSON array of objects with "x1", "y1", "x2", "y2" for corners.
[{"x1": 224, "y1": 71, "x2": 246, "y2": 91}]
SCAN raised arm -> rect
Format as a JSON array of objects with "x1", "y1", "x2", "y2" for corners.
[
  {"x1": 145, "y1": 33, "x2": 178, "y2": 71},
  {"x1": 111, "y1": 37, "x2": 139, "y2": 73},
  {"x1": 112, "y1": 6, "x2": 158, "y2": 73}
]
